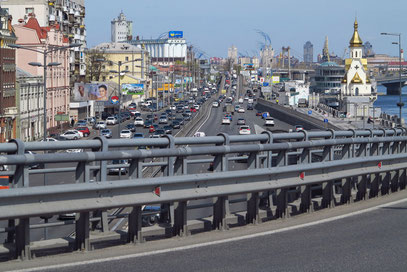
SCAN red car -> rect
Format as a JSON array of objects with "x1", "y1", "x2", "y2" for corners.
[
  {"x1": 75, "y1": 127, "x2": 90, "y2": 137},
  {"x1": 149, "y1": 125, "x2": 156, "y2": 133},
  {"x1": 256, "y1": 112, "x2": 262, "y2": 116},
  {"x1": 190, "y1": 107, "x2": 197, "y2": 113}
]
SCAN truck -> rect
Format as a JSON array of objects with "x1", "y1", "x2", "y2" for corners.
[{"x1": 223, "y1": 104, "x2": 235, "y2": 114}]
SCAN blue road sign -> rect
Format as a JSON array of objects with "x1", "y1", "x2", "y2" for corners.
[
  {"x1": 263, "y1": 82, "x2": 269, "y2": 87},
  {"x1": 308, "y1": 110, "x2": 312, "y2": 115},
  {"x1": 324, "y1": 118, "x2": 329, "y2": 123}
]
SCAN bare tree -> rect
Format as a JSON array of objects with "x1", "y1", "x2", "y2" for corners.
[{"x1": 84, "y1": 49, "x2": 107, "y2": 83}]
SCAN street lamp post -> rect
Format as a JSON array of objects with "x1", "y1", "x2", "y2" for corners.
[
  {"x1": 381, "y1": 32, "x2": 404, "y2": 126},
  {"x1": 9, "y1": 43, "x2": 81, "y2": 140}
]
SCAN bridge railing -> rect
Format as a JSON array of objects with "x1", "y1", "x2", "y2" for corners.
[{"x1": 1, "y1": 128, "x2": 407, "y2": 260}]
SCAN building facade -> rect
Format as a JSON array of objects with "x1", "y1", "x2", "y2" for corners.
[
  {"x1": 14, "y1": 16, "x2": 70, "y2": 133},
  {"x1": 312, "y1": 62, "x2": 345, "y2": 94},
  {"x1": 111, "y1": 12, "x2": 132, "y2": 42},
  {"x1": 16, "y1": 68, "x2": 44, "y2": 141},
  {"x1": 303, "y1": 41, "x2": 313, "y2": 64},
  {"x1": 126, "y1": 35, "x2": 187, "y2": 66},
  {"x1": 92, "y1": 42, "x2": 151, "y2": 99},
  {"x1": 260, "y1": 45, "x2": 274, "y2": 69},
  {"x1": 0, "y1": 8, "x2": 17, "y2": 143},
  {"x1": 227, "y1": 45, "x2": 238, "y2": 64},
  {"x1": 3, "y1": 0, "x2": 87, "y2": 83}
]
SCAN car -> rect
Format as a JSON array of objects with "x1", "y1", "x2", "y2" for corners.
[
  {"x1": 95, "y1": 121, "x2": 107, "y2": 130},
  {"x1": 212, "y1": 101, "x2": 219, "y2": 108},
  {"x1": 193, "y1": 131, "x2": 206, "y2": 137},
  {"x1": 239, "y1": 126, "x2": 251, "y2": 135},
  {"x1": 40, "y1": 137, "x2": 58, "y2": 142},
  {"x1": 225, "y1": 114, "x2": 233, "y2": 121},
  {"x1": 108, "y1": 159, "x2": 128, "y2": 175},
  {"x1": 264, "y1": 117, "x2": 275, "y2": 126},
  {"x1": 106, "y1": 117, "x2": 117, "y2": 125},
  {"x1": 295, "y1": 125, "x2": 304, "y2": 132},
  {"x1": 152, "y1": 129, "x2": 165, "y2": 138},
  {"x1": 70, "y1": 129, "x2": 84, "y2": 138},
  {"x1": 133, "y1": 112, "x2": 142, "y2": 118},
  {"x1": 237, "y1": 118, "x2": 246, "y2": 125},
  {"x1": 159, "y1": 116, "x2": 168, "y2": 124},
  {"x1": 234, "y1": 105, "x2": 240, "y2": 111},
  {"x1": 222, "y1": 117, "x2": 231, "y2": 125},
  {"x1": 126, "y1": 123, "x2": 136, "y2": 132},
  {"x1": 144, "y1": 120, "x2": 153, "y2": 128},
  {"x1": 75, "y1": 127, "x2": 90, "y2": 137},
  {"x1": 60, "y1": 130, "x2": 81, "y2": 140},
  {"x1": 163, "y1": 125, "x2": 172, "y2": 134},
  {"x1": 100, "y1": 129, "x2": 112, "y2": 138},
  {"x1": 237, "y1": 107, "x2": 245, "y2": 113},
  {"x1": 142, "y1": 206, "x2": 161, "y2": 227},
  {"x1": 248, "y1": 98, "x2": 254, "y2": 104},
  {"x1": 261, "y1": 112, "x2": 270, "y2": 119},
  {"x1": 66, "y1": 148, "x2": 83, "y2": 153},
  {"x1": 175, "y1": 118, "x2": 184, "y2": 125},
  {"x1": 133, "y1": 133, "x2": 144, "y2": 138},
  {"x1": 169, "y1": 105, "x2": 176, "y2": 110},
  {"x1": 194, "y1": 104, "x2": 200, "y2": 110},
  {"x1": 171, "y1": 121, "x2": 181, "y2": 129},
  {"x1": 190, "y1": 107, "x2": 197, "y2": 113},
  {"x1": 256, "y1": 111, "x2": 262, "y2": 116},
  {"x1": 120, "y1": 130, "x2": 132, "y2": 139},
  {"x1": 76, "y1": 120, "x2": 87, "y2": 127},
  {"x1": 182, "y1": 113, "x2": 191, "y2": 121},
  {"x1": 85, "y1": 117, "x2": 96, "y2": 125},
  {"x1": 149, "y1": 125, "x2": 157, "y2": 133},
  {"x1": 247, "y1": 104, "x2": 254, "y2": 111},
  {"x1": 185, "y1": 110, "x2": 192, "y2": 116},
  {"x1": 134, "y1": 117, "x2": 144, "y2": 126},
  {"x1": 25, "y1": 151, "x2": 45, "y2": 169}
]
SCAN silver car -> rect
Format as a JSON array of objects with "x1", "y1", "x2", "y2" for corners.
[{"x1": 100, "y1": 129, "x2": 112, "y2": 138}]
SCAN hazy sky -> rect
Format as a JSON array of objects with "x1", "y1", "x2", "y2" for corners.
[{"x1": 86, "y1": 0, "x2": 407, "y2": 60}]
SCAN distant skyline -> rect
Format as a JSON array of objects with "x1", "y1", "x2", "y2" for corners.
[{"x1": 86, "y1": 0, "x2": 407, "y2": 60}]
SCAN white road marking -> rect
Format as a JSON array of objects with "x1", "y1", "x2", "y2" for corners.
[{"x1": 10, "y1": 197, "x2": 407, "y2": 272}]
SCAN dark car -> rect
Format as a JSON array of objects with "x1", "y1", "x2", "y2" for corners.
[
  {"x1": 175, "y1": 118, "x2": 184, "y2": 125},
  {"x1": 171, "y1": 121, "x2": 181, "y2": 129},
  {"x1": 247, "y1": 104, "x2": 254, "y2": 110},
  {"x1": 163, "y1": 125, "x2": 172, "y2": 134},
  {"x1": 126, "y1": 123, "x2": 136, "y2": 132},
  {"x1": 144, "y1": 120, "x2": 153, "y2": 128},
  {"x1": 155, "y1": 129, "x2": 165, "y2": 137},
  {"x1": 133, "y1": 133, "x2": 144, "y2": 138}
]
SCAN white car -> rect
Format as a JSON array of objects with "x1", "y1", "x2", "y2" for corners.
[
  {"x1": 264, "y1": 117, "x2": 275, "y2": 126},
  {"x1": 248, "y1": 98, "x2": 254, "y2": 104},
  {"x1": 222, "y1": 117, "x2": 231, "y2": 125},
  {"x1": 159, "y1": 117, "x2": 168, "y2": 124},
  {"x1": 238, "y1": 107, "x2": 245, "y2": 113},
  {"x1": 95, "y1": 121, "x2": 106, "y2": 130},
  {"x1": 239, "y1": 126, "x2": 251, "y2": 135},
  {"x1": 238, "y1": 98, "x2": 244, "y2": 104},
  {"x1": 106, "y1": 117, "x2": 117, "y2": 125},
  {"x1": 212, "y1": 101, "x2": 219, "y2": 108},
  {"x1": 68, "y1": 129, "x2": 83, "y2": 138},
  {"x1": 120, "y1": 130, "x2": 132, "y2": 139},
  {"x1": 170, "y1": 105, "x2": 176, "y2": 110},
  {"x1": 193, "y1": 131, "x2": 206, "y2": 137},
  {"x1": 66, "y1": 148, "x2": 83, "y2": 153},
  {"x1": 134, "y1": 117, "x2": 144, "y2": 126},
  {"x1": 40, "y1": 137, "x2": 58, "y2": 142},
  {"x1": 60, "y1": 130, "x2": 81, "y2": 140},
  {"x1": 295, "y1": 125, "x2": 304, "y2": 131},
  {"x1": 194, "y1": 104, "x2": 200, "y2": 110}
]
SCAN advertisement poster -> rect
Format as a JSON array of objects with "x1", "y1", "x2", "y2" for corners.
[
  {"x1": 73, "y1": 83, "x2": 87, "y2": 102},
  {"x1": 73, "y1": 83, "x2": 109, "y2": 101},
  {"x1": 122, "y1": 83, "x2": 144, "y2": 95}
]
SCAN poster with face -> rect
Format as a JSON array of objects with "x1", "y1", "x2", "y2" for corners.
[
  {"x1": 73, "y1": 83, "x2": 87, "y2": 102},
  {"x1": 87, "y1": 83, "x2": 109, "y2": 101}
]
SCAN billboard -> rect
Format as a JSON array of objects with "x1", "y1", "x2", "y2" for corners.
[
  {"x1": 73, "y1": 83, "x2": 109, "y2": 101},
  {"x1": 122, "y1": 83, "x2": 144, "y2": 95},
  {"x1": 272, "y1": 76, "x2": 280, "y2": 84},
  {"x1": 169, "y1": 31, "x2": 183, "y2": 38}
]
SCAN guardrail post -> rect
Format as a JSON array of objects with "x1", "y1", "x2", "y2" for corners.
[
  {"x1": 75, "y1": 212, "x2": 90, "y2": 251},
  {"x1": 128, "y1": 205, "x2": 144, "y2": 244},
  {"x1": 322, "y1": 181, "x2": 335, "y2": 208},
  {"x1": 276, "y1": 188, "x2": 289, "y2": 218},
  {"x1": 370, "y1": 173, "x2": 380, "y2": 198},
  {"x1": 92, "y1": 137, "x2": 109, "y2": 233},
  {"x1": 129, "y1": 158, "x2": 143, "y2": 179},
  {"x1": 261, "y1": 131, "x2": 273, "y2": 168},
  {"x1": 173, "y1": 201, "x2": 188, "y2": 237},
  {"x1": 161, "y1": 135, "x2": 176, "y2": 227},
  {"x1": 322, "y1": 130, "x2": 335, "y2": 161},
  {"x1": 15, "y1": 218, "x2": 30, "y2": 260},
  {"x1": 212, "y1": 133, "x2": 231, "y2": 222},
  {"x1": 246, "y1": 192, "x2": 260, "y2": 224},
  {"x1": 390, "y1": 170, "x2": 399, "y2": 193},
  {"x1": 356, "y1": 175, "x2": 368, "y2": 200},
  {"x1": 9, "y1": 139, "x2": 29, "y2": 188},
  {"x1": 341, "y1": 178, "x2": 353, "y2": 204},
  {"x1": 300, "y1": 185, "x2": 313, "y2": 213},
  {"x1": 380, "y1": 172, "x2": 390, "y2": 196},
  {"x1": 298, "y1": 130, "x2": 310, "y2": 163},
  {"x1": 213, "y1": 196, "x2": 228, "y2": 231}
]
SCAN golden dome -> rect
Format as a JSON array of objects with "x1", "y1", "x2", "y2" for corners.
[{"x1": 349, "y1": 18, "x2": 363, "y2": 47}]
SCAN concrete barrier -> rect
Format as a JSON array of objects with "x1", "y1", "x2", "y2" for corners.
[{"x1": 256, "y1": 99, "x2": 340, "y2": 130}]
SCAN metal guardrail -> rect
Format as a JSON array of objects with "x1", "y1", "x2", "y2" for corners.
[{"x1": 1, "y1": 127, "x2": 407, "y2": 260}]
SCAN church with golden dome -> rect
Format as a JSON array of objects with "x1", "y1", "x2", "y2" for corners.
[{"x1": 340, "y1": 19, "x2": 377, "y2": 117}]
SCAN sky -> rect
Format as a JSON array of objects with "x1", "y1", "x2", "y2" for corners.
[{"x1": 86, "y1": 0, "x2": 407, "y2": 60}]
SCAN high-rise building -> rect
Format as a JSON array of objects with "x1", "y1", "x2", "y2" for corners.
[
  {"x1": 260, "y1": 45, "x2": 274, "y2": 68},
  {"x1": 3, "y1": 0, "x2": 87, "y2": 84},
  {"x1": 111, "y1": 12, "x2": 133, "y2": 42},
  {"x1": 228, "y1": 45, "x2": 238, "y2": 63},
  {"x1": 322, "y1": 36, "x2": 330, "y2": 62},
  {"x1": 0, "y1": 8, "x2": 17, "y2": 143},
  {"x1": 363, "y1": 41, "x2": 374, "y2": 57},
  {"x1": 303, "y1": 41, "x2": 313, "y2": 64}
]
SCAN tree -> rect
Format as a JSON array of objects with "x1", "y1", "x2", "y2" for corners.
[{"x1": 84, "y1": 49, "x2": 108, "y2": 83}]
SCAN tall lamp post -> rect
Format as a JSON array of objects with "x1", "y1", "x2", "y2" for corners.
[
  {"x1": 381, "y1": 32, "x2": 404, "y2": 125},
  {"x1": 9, "y1": 43, "x2": 82, "y2": 140}
]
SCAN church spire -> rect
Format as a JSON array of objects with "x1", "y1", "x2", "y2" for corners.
[{"x1": 349, "y1": 18, "x2": 363, "y2": 47}]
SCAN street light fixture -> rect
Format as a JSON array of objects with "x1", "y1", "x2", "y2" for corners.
[
  {"x1": 10, "y1": 43, "x2": 82, "y2": 140},
  {"x1": 381, "y1": 32, "x2": 404, "y2": 126}
]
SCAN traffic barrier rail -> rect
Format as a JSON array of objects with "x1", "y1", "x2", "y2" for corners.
[{"x1": 1, "y1": 128, "x2": 407, "y2": 260}]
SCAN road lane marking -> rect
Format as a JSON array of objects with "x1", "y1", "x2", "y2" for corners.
[{"x1": 10, "y1": 197, "x2": 407, "y2": 272}]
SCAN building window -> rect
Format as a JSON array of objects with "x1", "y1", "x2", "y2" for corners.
[
  {"x1": 25, "y1": 8, "x2": 34, "y2": 15},
  {"x1": 125, "y1": 56, "x2": 129, "y2": 61},
  {"x1": 125, "y1": 65, "x2": 129, "y2": 70}
]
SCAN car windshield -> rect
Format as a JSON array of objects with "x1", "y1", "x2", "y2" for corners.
[
  {"x1": 101, "y1": 130, "x2": 110, "y2": 133},
  {"x1": 121, "y1": 130, "x2": 131, "y2": 133}
]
